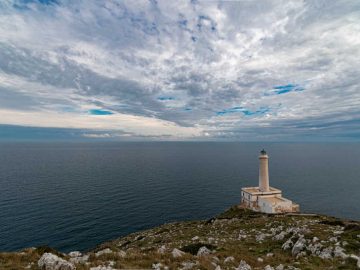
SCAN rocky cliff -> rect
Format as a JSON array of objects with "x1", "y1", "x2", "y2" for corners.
[{"x1": 1, "y1": 206, "x2": 359, "y2": 270}]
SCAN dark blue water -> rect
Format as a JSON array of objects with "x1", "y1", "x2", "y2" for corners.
[{"x1": 0, "y1": 142, "x2": 359, "y2": 252}]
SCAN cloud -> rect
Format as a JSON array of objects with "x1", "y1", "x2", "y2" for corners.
[{"x1": 0, "y1": 0, "x2": 359, "y2": 140}]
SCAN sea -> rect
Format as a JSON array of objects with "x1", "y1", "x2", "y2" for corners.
[{"x1": 0, "y1": 142, "x2": 359, "y2": 253}]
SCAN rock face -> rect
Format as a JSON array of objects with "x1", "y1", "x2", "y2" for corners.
[{"x1": 38, "y1": 253, "x2": 75, "y2": 270}]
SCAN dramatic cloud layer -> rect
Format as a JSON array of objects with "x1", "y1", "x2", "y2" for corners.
[{"x1": 0, "y1": 0, "x2": 359, "y2": 140}]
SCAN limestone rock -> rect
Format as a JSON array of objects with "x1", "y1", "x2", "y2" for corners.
[
  {"x1": 307, "y1": 242, "x2": 323, "y2": 255},
  {"x1": 181, "y1": 261, "x2": 196, "y2": 270},
  {"x1": 275, "y1": 264, "x2": 284, "y2": 270},
  {"x1": 117, "y1": 250, "x2": 126, "y2": 257},
  {"x1": 282, "y1": 238, "x2": 294, "y2": 250},
  {"x1": 152, "y1": 262, "x2": 163, "y2": 270},
  {"x1": 350, "y1": 255, "x2": 360, "y2": 269},
  {"x1": 69, "y1": 255, "x2": 89, "y2": 264},
  {"x1": 319, "y1": 246, "x2": 333, "y2": 259},
  {"x1": 90, "y1": 266, "x2": 114, "y2": 270},
  {"x1": 273, "y1": 231, "x2": 286, "y2": 241},
  {"x1": 235, "y1": 260, "x2": 251, "y2": 270},
  {"x1": 256, "y1": 233, "x2": 267, "y2": 242},
  {"x1": 292, "y1": 237, "x2": 306, "y2": 256},
  {"x1": 224, "y1": 256, "x2": 235, "y2": 263},
  {"x1": 296, "y1": 251, "x2": 306, "y2": 259},
  {"x1": 197, "y1": 246, "x2": 211, "y2": 256},
  {"x1": 95, "y1": 248, "x2": 113, "y2": 257},
  {"x1": 172, "y1": 248, "x2": 185, "y2": 258},
  {"x1": 38, "y1": 253, "x2": 75, "y2": 270},
  {"x1": 264, "y1": 265, "x2": 274, "y2": 270},
  {"x1": 157, "y1": 245, "x2": 166, "y2": 254},
  {"x1": 68, "y1": 251, "x2": 81, "y2": 258},
  {"x1": 334, "y1": 246, "x2": 348, "y2": 259}
]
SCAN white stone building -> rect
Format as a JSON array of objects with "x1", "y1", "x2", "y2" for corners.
[{"x1": 241, "y1": 149, "x2": 299, "y2": 214}]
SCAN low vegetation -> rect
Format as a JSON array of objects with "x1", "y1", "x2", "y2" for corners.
[{"x1": 1, "y1": 206, "x2": 359, "y2": 269}]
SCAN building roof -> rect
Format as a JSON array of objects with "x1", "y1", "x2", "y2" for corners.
[{"x1": 241, "y1": 186, "x2": 282, "y2": 195}]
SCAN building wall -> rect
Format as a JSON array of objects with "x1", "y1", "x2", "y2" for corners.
[
  {"x1": 241, "y1": 191, "x2": 259, "y2": 210},
  {"x1": 258, "y1": 196, "x2": 293, "y2": 213}
]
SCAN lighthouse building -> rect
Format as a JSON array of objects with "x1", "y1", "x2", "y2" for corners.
[{"x1": 241, "y1": 150, "x2": 299, "y2": 214}]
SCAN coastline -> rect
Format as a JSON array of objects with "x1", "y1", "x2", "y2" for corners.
[{"x1": 1, "y1": 206, "x2": 360, "y2": 269}]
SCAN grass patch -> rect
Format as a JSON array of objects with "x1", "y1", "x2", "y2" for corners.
[
  {"x1": 319, "y1": 219, "x2": 345, "y2": 226},
  {"x1": 180, "y1": 243, "x2": 217, "y2": 255}
]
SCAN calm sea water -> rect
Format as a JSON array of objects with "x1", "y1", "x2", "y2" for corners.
[{"x1": 0, "y1": 142, "x2": 359, "y2": 252}]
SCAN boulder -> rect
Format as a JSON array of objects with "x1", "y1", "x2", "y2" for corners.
[
  {"x1": 334, "y1": 246, "x2": 348, "y2": 259},
  {"x1": 349, "y1": 255, "x2": 360, "y2": 269},
  {"x1": 172, "y1": 248, "x2": 185, "y2": 258},
  {"x1": 264, "y1": 266, "x2": 274, "y2": 270},
  {"x1": 235, "y1": 260, "x2": 251, "y2": 270},
  {"x1": 282, "y1": 238, "x2": 294, "y2": 250},
  {"x1": 292, "y1": 237, "x2": 306, "y2": 256},
  {"x1": 197, "y1": 246, "x2": 211, "y2": 256},
  {"x1": 38, "y1": 253, "x2": 75, "y2": 270}
]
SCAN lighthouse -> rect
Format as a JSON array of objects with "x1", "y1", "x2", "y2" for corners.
[
  {"x1": 241, "y1": 149, "x2": 299, "y2": 214},
  {"x1": 259, "y1": 149, "x2": 270, "y2": 192}
]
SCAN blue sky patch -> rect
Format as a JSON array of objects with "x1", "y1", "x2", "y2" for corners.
[
  {"x1": 158, "y1": 96, "x2": 174, "y2": 101},
  {"x1": 88, "y1": 109, "x2": 114, "y2": 115},
  {"x1": 269, "y1": 84, "x2": 304, "y2": 95},
  {"x1": 217, "y1": 106, "x2": 270, "y2": 116}
]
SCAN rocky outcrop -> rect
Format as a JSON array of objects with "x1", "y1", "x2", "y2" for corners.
[
  {"x1": 1, "y1": 206, "x2": 359, "y2": 270},
  {"x1": 38, "y1": 253, "x2": 75, "y2": 270}
]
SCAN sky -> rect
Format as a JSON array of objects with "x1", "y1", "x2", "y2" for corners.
[{"x1": 0, "y1": 0, "x2": 359, "y2": 141}]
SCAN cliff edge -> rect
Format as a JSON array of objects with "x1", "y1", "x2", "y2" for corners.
[{"x1": 1, "y1": 206, "x2": 360, "y2": 269}]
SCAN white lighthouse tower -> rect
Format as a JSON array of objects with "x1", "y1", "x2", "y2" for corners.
[
  {"x1": 241, "y1": 149, "x2": 299, "y2": 213},
  {"x1": 259, "y1": 149, "x2": 270, "y2": 192}
]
